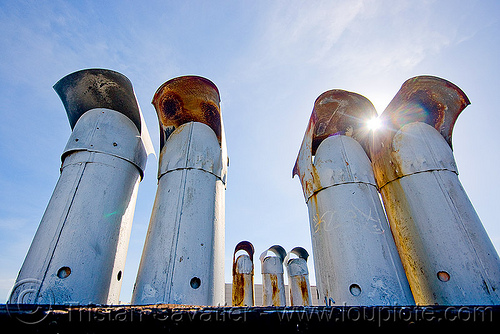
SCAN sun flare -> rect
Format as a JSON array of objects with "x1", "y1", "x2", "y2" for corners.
[{"x1": 367, "y1": 117, "x2": 382, "y2": 131}]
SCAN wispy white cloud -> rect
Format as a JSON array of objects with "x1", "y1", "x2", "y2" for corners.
[
  {"x1": 261, "y1": 0, "x2": 365, "y2": 63},
  {"x1": 233, "y1": 0, "x2": 472, "y2": 81}
]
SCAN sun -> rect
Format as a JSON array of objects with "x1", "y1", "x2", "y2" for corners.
[{"x1": 366, "y1": 117, "x2": 382, "y2": 131}]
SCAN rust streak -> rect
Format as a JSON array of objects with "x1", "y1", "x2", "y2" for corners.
[
  {"x1": 232, "y1": 274, "x2": 245, "y2": 306},
  {"x1": 298, "y1": 276, "x2": 310, "y2": 306},
  {"x1": 269, "y1": 274, "x2": 280, "y2": 306}
]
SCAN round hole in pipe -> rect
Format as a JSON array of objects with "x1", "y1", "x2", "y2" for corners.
[
  {"x1": 190, "y1": 277, "x2": 201, "y2": 289},
  {"x1": 117, "y1": 271, "x2": 122, "y2": 281},
  {"x1": 57, "y1": 267, "x2": 71, "y2": 279},
  {"x1": 437, "y1": 271, "x2": 450, "y2": 282},
  {"x1": 349, "y1": 284, "x2": 361, "y2": 296}
]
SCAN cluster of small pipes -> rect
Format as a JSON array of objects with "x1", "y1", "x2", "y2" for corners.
[
  {"x1": 7, "y1": 69, "x2": 500, "y2": 308},
  {"x1": 231, "y1": 241, "x2": 312, "y2": 307}
]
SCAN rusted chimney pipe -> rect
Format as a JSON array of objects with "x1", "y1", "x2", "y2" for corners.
[
  {"x1": 293, "y1": 90, "x2": 414, "y2": 306},
  {"x1": 371, "y1": 76, "x2": 500, "y2": 305},
  {"x1": 131, "y1": 76, "x2": 227, "y2": 306},
  {"x1": 232, "y1": 241, "x2": 255, "y2": 307}
]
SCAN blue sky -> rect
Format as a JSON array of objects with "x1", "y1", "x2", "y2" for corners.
[{"x1": 1, "y1": 0, "x2": 499, "y2": 304}]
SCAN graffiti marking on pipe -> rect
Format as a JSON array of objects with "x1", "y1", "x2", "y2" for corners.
[{"x1": 313, "y1": 204, "x2": 384, "y2": 234}]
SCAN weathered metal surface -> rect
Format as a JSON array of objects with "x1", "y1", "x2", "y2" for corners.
[
  {"x1": 9, "y1": 69, "x2": 149, "y2": 305},
  {"x1": 53, "y1": 68, "x2": 143, "y2": 131},
  {"x1": 293, "y1": 90, "x2": 414, "y2": 306},
  {"x1": 62, "y1": 108, "x2": 148, "y2": 176},
  {"x1": 293, "y1": 90, "x2": 377, "y2": 201},
  {"x1": 308, "y1": 136, "x2": 415, "y2": 306},
  {"x1": 285, "y1": 247, "x2": 312, "y2": 306},
  {"x1": 232, "y1": 241, "x2": 255, "y2": 307},
  {"x1": 371, "y1": 75, "x2": 469, "y2": 188},
  {"x1": 371, "y1": 76, "x2": 500, "y2": 305},
  {"x1": 152, "y1": 75, "x2": 223, "y2": 150},
  {"x1": 259, "y1": 245, "x2": 286, "y2": 306},
  {"x1": 158, "y1": 121, "x2": 227, "y2": 183},
  {"x1": 132, "y1": 77, "x2": 226, "y2": 306}
]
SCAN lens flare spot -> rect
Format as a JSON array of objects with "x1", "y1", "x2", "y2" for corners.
[
  {"x1": 104, "y1": 211, "x2": 118, "y2": 218},
  {"x1": 367, "y1": 117, "x2": 382, "y2": 131}
]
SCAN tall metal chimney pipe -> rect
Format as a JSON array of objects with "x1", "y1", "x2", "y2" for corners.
[
  {"x1": 293, "y1": 90, "x2": 414, "y2": 306},
  {"x1": 131, "y1": 76, "x2": 227, "y2": 306},
  {"x1": 371, "y1": 76, "x2": 500, "y2": 305},
  {"x1": 9, "y1": 69, "x2": 150, "y2": 305}
]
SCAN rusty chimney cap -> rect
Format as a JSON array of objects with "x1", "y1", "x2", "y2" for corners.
[
  {"x1": 309, "y1": 89, "x2": 377, "y2": 156},
  {"x1": 152, "y1": 76, "x2": 222, "y2": 149},
  {"x1": 380, "y1": 75, "x2": 470, "y2": 148},
  {"x1": 293, "y1": 90, "x2": 377, "y2": 180},
  {"x1": 233, "y1": 241, "x2": 255, "y2": 261},
  {"x1": 54, "y1": 68, "x2": 142, "y2": 132}
]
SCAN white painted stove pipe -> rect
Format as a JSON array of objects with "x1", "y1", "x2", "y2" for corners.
[
  {"x1": 293, "y1": 90, "x2": 414, "y2": 306},
  {"x1": 132, "y1": 76, "x2": 227, "y2": 306},
  {"x1": 9, "y1": 69, "x2": 151, "y2": 305}
]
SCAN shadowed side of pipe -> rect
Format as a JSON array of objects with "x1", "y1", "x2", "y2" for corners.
[
  {"x1": 293, "y1": 90, "x2": 414, "y2": 306},
  {"x1": 9, "y1": 69, "x2": 149, "y2": 305},
  {"x1": 131, "y1": 76, "x2": 227, "y2": 306},
  {"x1": 371, "y1": 75, "x2": 500, "y2": 305}
]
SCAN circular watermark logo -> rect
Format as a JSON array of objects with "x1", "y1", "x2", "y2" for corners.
[{"x1": 6, "y1": 278, "x2": 55, "y2": 324}]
